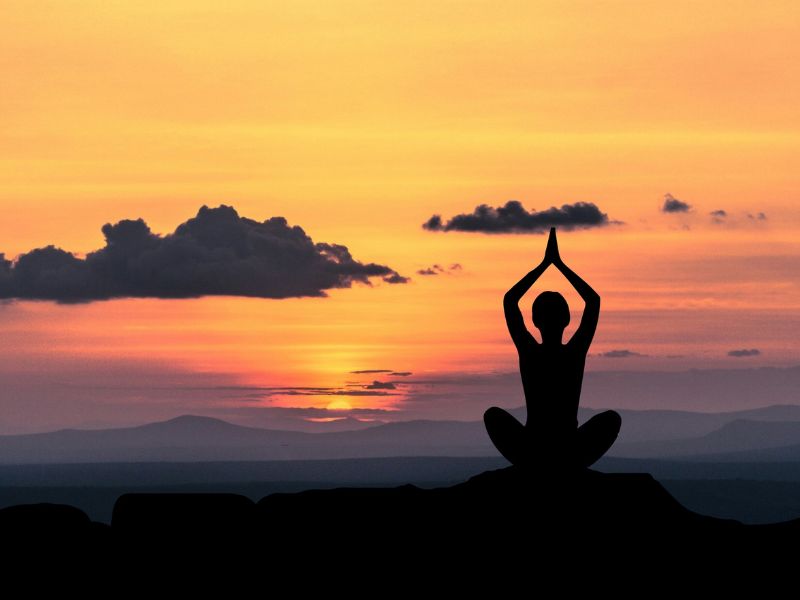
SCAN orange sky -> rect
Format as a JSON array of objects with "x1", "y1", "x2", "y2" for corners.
[{"x1": 0, "y1": 1, "x2": 798, "y2": 431}]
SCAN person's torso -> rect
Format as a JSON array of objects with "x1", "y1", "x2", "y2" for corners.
[{"x1": 518, "y1": 339, "x2": 586, "y2": 434}]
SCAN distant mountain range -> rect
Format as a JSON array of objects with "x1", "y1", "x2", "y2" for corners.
[
  {"x1": 4, "y1": 404, "x2": 800, "y2": 463},
  {"x1": 613, "y1": 419, "x2": 800, "y2": 459},
  {"x1": 0, "y1": 415, "x2": 492, "y2": 463}
]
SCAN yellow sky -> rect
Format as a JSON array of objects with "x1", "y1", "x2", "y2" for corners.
[{"x1": 0, "y1": 1, "x2": 798, "y2": 429}]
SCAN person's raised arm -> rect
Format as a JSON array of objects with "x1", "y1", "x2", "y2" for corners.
[
  {"x1": 503, "y1": 259, "x2": 549, "y2": 349},
  {"x1": 547, "y1": 228, "x2": 600, "y2": 351}
]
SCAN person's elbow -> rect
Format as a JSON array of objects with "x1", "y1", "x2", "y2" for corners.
[
  {"x1": 503, "y1": 292, "x2": 518, "y2": 308},
  {"x1": 583, "y1": 293, "x2": 600, "y2": 313},
  {"x1": 586, "y1": 293, "x2": 600, "y2": 309}
]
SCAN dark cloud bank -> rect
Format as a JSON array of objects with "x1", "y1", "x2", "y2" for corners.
[
  {"x1": 423, "y1": 201, "x2": 616, "y2": 234},
  {"x1": 0, "y1": 205, "x2": 408, "y2": 303}
]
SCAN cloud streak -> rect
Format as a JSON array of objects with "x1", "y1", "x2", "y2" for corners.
[
  {"x1": 728, "y1": 349, "x2": 761, "y2": 357},
  {"x1": 255, "y1": 386, "x2": 399, "y2": 398},
  {"x1": 364, "y1": 380, "x2": 397, "y2": 390},
  {"x1": 0, "y1": 205, "x2": 407, "y2": 303},
  {"x1": 416, "y1": 263, "x2": 462, "y2": 276},
  {"x1": 422, "y1": 201, "x2": 615, "y2": 234},
  {"x1": 595, "y1": 349, "x2": 648, "y2": 358}
]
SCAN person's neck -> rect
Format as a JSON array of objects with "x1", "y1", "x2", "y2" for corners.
[{"x1": 540, "y1": 330, "x2": 563, "y2": 346}]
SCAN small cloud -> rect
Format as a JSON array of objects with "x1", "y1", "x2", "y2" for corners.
[
  {"x1": 416, "y1": 264, "x2": 463, "y2": 276},
  {"x1": 365, "y1": 380, "x2": 396, "y2": 390},
  {"x1": 710, "y1": 209, "x2": 769, "y2": 227},
  {"x1": 596, "y1": 349, "x2": 647, "y2": 358},
  {"x1": 350, "y1": 369, "x2": 393, "y2": 374},
  {"x1": 422, "y1": 215, "x2": 443, "y2": 231},
  {"x1": 389, "y1": 371, "x2": 412, "y2": 376},
  {"x1": 383, "y1": 273, "x2": 410, "y2": 284},
  {"x1": 661, "y1": 193, "x2": 691, "y2": 213},
  {"x1": 422, "y1": 201, "x2": 617, "y2": 234},
  {"x1": 728, "y1": 348, "x2": 761, "y2": 357},
  {"x1": 710, "y1": 209, "x2": 727, "y2": 224},
  {"x1": 417, "y1": 265, "x2": 443, "y2": 276}
]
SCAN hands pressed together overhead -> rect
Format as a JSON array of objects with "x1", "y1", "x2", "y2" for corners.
[{"x1": 543, "y1": 227, "x2": 563, "y2": 267}]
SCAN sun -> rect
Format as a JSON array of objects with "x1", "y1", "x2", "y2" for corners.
[{"x1": 326, "y1": 399, "x2": 352, "y2": 411}]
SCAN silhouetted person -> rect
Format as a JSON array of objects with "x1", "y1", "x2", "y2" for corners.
[{"x1": 484, "y1": 227, "x2": 621, "y2": 471}]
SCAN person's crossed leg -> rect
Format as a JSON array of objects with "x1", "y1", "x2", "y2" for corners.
[{"x1": 484, "y1": 406, "x2": 621, "y2": 470}]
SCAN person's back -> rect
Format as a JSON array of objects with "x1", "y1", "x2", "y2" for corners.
[
  {"x1": 484, "y1": 228, "x2": 621, "y2": 471},
  {"x1": 518, "y1": 331, "x2": 586, "y2": 437}
]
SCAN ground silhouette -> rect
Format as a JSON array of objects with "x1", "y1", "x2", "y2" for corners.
[{"x1": 2, "y1": 467, "x2": 798, "y2": 580}]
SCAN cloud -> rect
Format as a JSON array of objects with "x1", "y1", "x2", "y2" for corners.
[
  {"x1": 595, "y1": 349, "x2": 647, "y2": 358},
  {"x1": 0, "y1": 205, "x2": 407, "y2": 303},
  {"x1": 383, "y1": 273, "x2": 411, "y2": 284},
  {"x1": 365, "y1": 380, "x2": 396, "y2": 390},
  {"x1": 256, "y1": 406, "x2": 395, "y2": 417},
  {"x1": 416, "y1": 263, "x2": 463, "y2": 276},
  {"x1": 709, "y1": 209, "x2": 769, "y2": 226},
  {"x1": 422, "y1": 201, "x2": 616, "y2": 234},
  {"x1": 709, "y1": 209, "x2": 727, "y2": 224},
  {"x1": 727, "y1": 348, "x2": 761, "y2": 357},
  {"x1": 351, "y1": 369, "x2": 413, "y2": 377},
  {"x1": 661, "y1": 193, "x2": 691, "y2": 213},
  {"x1": 258, "y1": 386, "x2": 398, "y2": 397}
]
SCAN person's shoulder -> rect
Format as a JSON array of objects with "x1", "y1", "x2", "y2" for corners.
[{"x1": 565, "y1": 336, "x2": 591, "y2": 356}]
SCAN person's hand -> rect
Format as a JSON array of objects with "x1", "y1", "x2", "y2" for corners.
[{"x1": 544, "y1": 227, "x2": 561, "y2": 265}]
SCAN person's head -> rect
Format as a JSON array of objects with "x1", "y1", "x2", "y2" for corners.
[{"x1": 532, "y1": 291, "x2": 570, "y2": 336}]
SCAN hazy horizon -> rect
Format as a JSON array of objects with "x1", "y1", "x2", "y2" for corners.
[{"x1": 0, "y1": 363, "x2": 799, "y2": 434}]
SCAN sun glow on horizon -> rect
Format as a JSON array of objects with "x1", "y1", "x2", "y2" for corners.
[{"x1": 326, "y1": 399, "x2": 353, "y2": 411}]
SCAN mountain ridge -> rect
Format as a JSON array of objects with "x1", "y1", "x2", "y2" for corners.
[{"x1": 3, "y1": 404, "x2": 800, "y2": 463}]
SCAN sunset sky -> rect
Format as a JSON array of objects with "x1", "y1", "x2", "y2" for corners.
[{"x1": 1, "y1": 1, "x2": 798, "y2": 433}]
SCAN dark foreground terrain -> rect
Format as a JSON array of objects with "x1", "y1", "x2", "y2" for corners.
[
  {"x1": 2, "y1": 465, "x2": 798, "y2": 582},
  {"x1": 6, "y1": 456, "x2": 800, "y2": 523}
]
